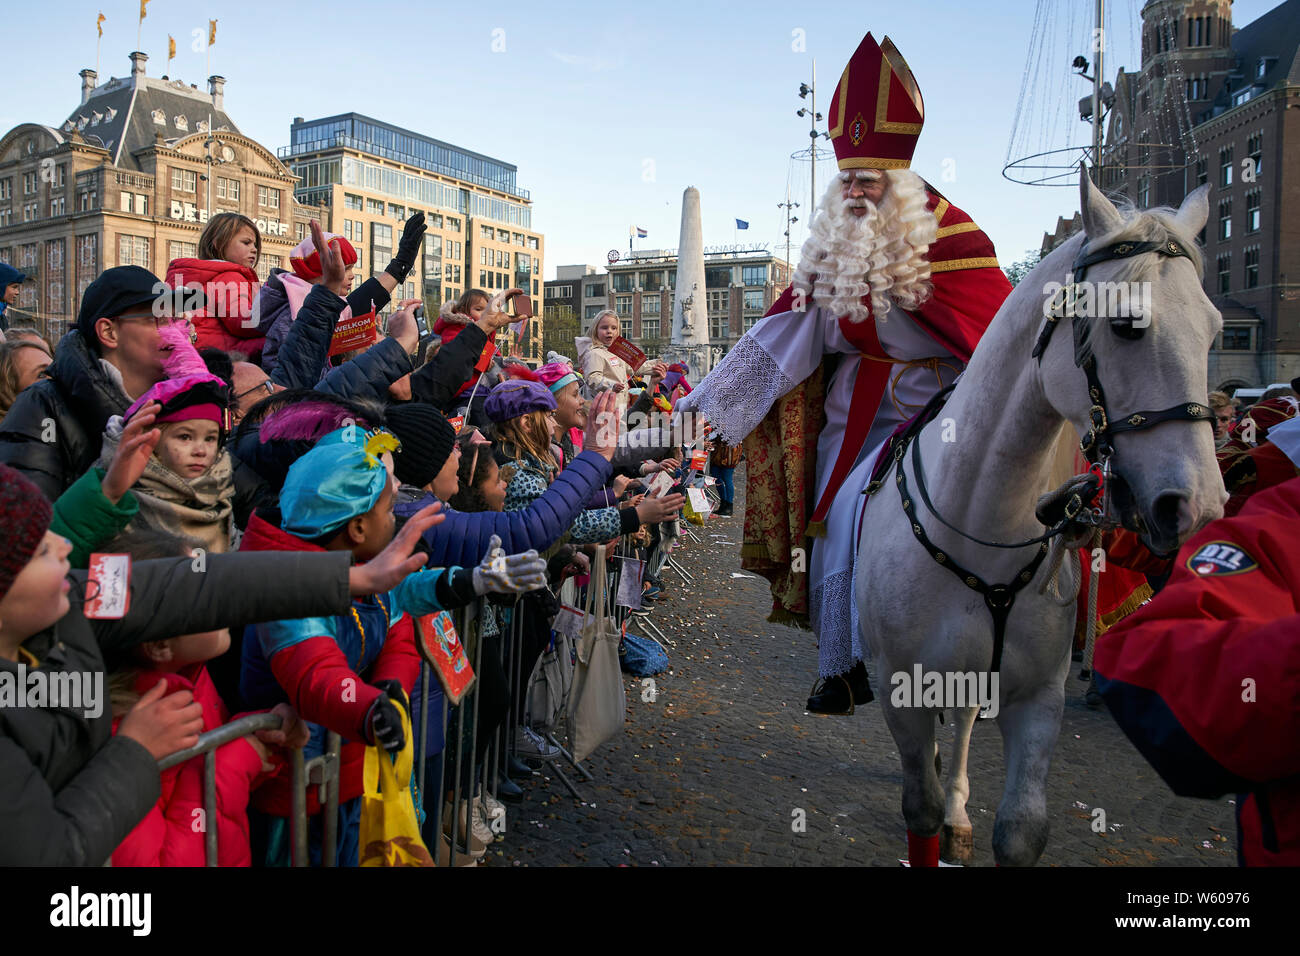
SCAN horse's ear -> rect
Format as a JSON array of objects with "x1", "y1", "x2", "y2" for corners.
[
  {"x1": 1079, "y1": 164, "x2": 1122, "y2": 238},
  {"x1": 1174, "y1": 184, "x2": 1211, "y2": 237}
]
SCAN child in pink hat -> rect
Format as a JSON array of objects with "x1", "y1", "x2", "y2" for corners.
[{"x1": 93, "y1": 323, "x2": 236, "y2": 553}]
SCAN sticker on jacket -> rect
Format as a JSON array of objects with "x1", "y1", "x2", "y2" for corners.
[
  {"x1": 84, "y1": 553, "x2": 132, "y2": 619},
  {"x1": 1187, "y1": 540, "x2": 1258, "y2": 576}
]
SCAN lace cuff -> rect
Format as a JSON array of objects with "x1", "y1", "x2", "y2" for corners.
[{"x1": 684, "y1": 334, "x2": 796, "y2": 444}]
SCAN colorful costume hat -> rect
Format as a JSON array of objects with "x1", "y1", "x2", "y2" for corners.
[
  {"x1": 125, "y1": 323, "x2": 232, "y2": 436},
  {"x1": 485, "y1": 379, "x2": 556, "y2": 423},
  {"x1": 536, "y1": 361, "x2": 579, "y2": 395},
  {"x1": 279, "y1": 427, "x2": 400, "y2": 539},
  {"x1": 290, "y1": 232, "x2": 358, "y2": 281},
  {"x1": 827, "y1": 33, "x2": 924, "y2": 170}
]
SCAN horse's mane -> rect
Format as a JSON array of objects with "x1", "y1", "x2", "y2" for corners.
[{"x1": 1079, "y1": 203, "x2": 1205, "y2": 284}]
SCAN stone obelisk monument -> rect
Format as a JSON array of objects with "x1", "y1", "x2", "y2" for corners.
[{"x1": 669, "y1": 186, "x2": 713, "y2": 376}]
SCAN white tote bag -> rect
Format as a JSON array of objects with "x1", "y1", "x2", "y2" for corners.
[{"x1": 567, "y1": 550, "x2": 626, "y2": 763}]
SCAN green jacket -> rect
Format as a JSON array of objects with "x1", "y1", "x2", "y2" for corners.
[{"x1": 49, "y1": 468, "x2": 140, "y2": 567}]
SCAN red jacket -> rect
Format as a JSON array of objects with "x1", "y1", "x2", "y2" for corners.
[
  {"x1": 239, "y1": 512, "x2": 421, "y2": 815},
  {"x1": 432, "y1": 313, "x2": 497, "y2": 396},
  {"x1": 166, "y1": 258, "x2": 264, "y2": 359},
  {"x1": 111, "y1": 665, "x2": 267, "y2": 867},
  {"x1": 1094, "y1": 476, "x2": 1300, "y2": 866}
]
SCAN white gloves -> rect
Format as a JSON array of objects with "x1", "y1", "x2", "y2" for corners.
[{"x1": 471, "y1": 535, "x2": 548, "y2": 595}]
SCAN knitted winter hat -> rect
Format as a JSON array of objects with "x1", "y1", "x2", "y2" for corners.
[
  {"x1": 385, "y1": 403, "x2": 457, "y2": 489},
  {"x1": 125, "y1": 323, "x2": 232, "y2": 435},
  {"x1": 485, "y1": 379, "x2": 556, "y2": 423},
  {"x1": 279, "y1": 427, "x2": 400, "y2": 539},
  {"x1": 0, "y1": 464, "x2": 54, "y2": 603},
  {"x1": 536, "y1": 361, "x2": 579, "y2": 395},
  {"x1": 289, "y1": 232, "x2": 358, "y2": 281}
]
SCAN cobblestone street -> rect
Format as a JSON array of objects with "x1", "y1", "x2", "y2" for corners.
[{"x1": 495, "y1": 469, "x2": 1237, "y2": 867}]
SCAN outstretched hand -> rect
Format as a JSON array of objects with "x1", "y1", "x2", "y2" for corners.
[
  {"x1": 386, "y1": 299, "x2": 422, "y2": 354},
  {"x1": 311, "y1": 219, "x2": 348, "y2": 296},
  {"x1": 103, "y1": 402, "x2": 162, "y2": 504},
  {"x1": 583, "y1": 389, "x2": 621, "y2": 461},
  {"x1": 471, "y1": 535, "x2": 548, "y2": 594},
  {"x1": 348, "y1": 501, "x2": 444, "y2": 596}
]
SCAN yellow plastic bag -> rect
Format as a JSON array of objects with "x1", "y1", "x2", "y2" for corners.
[
  {"x1": 359, "y1": 703, "x2": 434, "y2": 867},
  {"x1": 683, "y1": 486, "x2": 711, "y2": 526}
]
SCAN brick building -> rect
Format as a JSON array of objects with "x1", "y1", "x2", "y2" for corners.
[
  {"x1": 0, "y1": 52, "x2": 321, "y2": 340},
  {"x1": 602, "y1": 247, "x2": 792, "y2": 360},
  {"x1": 1099, "y1": 0, "x2": 1300, "y2": 390}
]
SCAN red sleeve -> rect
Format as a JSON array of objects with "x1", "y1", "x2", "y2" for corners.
[
  {"x1": 1095, "y1": 480, "x2": 1300, "y2": 786},
  {"x1": 269, "y1": 636, "x2": 381, "y2": 742},
  {"x1": 369, "y1": 613, "x2": 421, "y2": 693}
]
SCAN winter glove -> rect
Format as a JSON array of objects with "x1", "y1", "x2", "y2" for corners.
[
  {"x1": 385, "y1": 211, "x2": 426, "y2": 283},
  {"x1": 366, "y1": 682, "x2": 408, "y2": 752},
  {"x1": 471, "y1": 535, "x2": 548, "y2": 594}
]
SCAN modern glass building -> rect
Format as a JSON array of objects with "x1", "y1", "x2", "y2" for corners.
[{"x1": 279, "y1": 112, "x2": 544, "y2": 355}]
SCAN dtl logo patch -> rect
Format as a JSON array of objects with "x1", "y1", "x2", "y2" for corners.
[{"x1": 1187, "y1": 540, "x2": 1258, "y2": 576}]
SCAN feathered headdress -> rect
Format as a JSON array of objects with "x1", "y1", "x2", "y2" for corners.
[{"x1": 125, "y1": 323, "x2": 232, "y2": 437}]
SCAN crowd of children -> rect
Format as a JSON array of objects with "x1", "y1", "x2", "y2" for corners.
[{"x1": 0, "y1": 212, "x2": 709, "y2": 866}]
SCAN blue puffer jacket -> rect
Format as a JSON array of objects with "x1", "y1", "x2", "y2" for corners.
[{"x1": 393, "y1": 450, "x2": 614, "y2": 567}]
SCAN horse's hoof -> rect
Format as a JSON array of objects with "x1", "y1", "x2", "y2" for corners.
[{"x1": 940, "y1": 824, "x2": 974, "y2": 864}]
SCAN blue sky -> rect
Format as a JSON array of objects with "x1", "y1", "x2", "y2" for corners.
[{"x1": 3, "y1": 0, "x2": 1279, "y2": 276}]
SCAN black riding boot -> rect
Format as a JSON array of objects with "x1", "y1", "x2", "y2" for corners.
[{"x1": 806, "y1": 660, "x2": 874, "y2": 715}]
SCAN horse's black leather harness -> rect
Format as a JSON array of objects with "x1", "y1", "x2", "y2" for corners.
[
  {"x1": 1032, "y1": 234, "x2": 1214, "y2": 463},
  {"x1": 885, "y1": 233, "x2": 1215, "y2": 676}
]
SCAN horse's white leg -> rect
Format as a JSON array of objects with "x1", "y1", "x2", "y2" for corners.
[
  {"x1": 879, "y1": 696, "x2": 944, "y2": 866},
  {"x1": 992, "y1": 682, "x2": 1064, "y2": 866},
  {"x1": 940, "y1": 705, "x2": 979, "y2": 864}
]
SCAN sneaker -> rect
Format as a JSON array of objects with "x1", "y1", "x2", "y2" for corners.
[
  {"x1": 471, "y1": 797, "x2": 497, "y2": 845},
  {"x1": 481, "y1": 789, "x2": 506, "y2": 819},
  {"x1": 441, "y1": 801, "x2": 487, "y2": 857},
  {"x1": 629, "y1": 606, "x2": 652, "y2": 617},
  {"x1": 514, "y1": 725, "x2": 562, "y2": 761}
]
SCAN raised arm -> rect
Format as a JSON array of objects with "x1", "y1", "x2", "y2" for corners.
[{"x1": 677, "y1": 289, "x2": 839, "y2": 443}]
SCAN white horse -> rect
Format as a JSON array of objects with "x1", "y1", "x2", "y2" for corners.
[{"x1": 856, "y1": 169, "x2": 1226, "y2": 866}]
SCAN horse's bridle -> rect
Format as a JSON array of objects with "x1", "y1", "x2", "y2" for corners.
[
  {"x1": 886, "y1": 234, "x2": 1216, "y2": 676},
  {"x1": 1031, "y1": 234, "x2": 1215, "y2": 465}
]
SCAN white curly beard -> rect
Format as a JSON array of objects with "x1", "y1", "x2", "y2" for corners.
[{"x1": 791, "y1": 169, "x2": 937, "y2": 324}]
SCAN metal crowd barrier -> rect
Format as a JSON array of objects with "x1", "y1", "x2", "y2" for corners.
[
  {"x1": 160, "y1": 521, "x2": 677, "y2": 867},
  {"x1": 156, "y1": 712, "x2": 341, "y2": 868}
]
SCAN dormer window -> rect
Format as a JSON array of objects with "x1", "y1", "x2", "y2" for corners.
[
  {"x1": 151, "y1": 109, "x2": 166, "y2": 125},
  {"x1": 196, "y1": 120, "x2": 209, "y2": 133},
  {"x1": 76, "y1": 116, "x2": 87, "y2": 130},
  {"x1": 105, "y1": 107, "x2": 117, "y2": 122},
  {"x1": 174, "y1": 115, "x2": 188, "y2": 131},
  {"x1": 90, "y1": 112, "x2": 102, "y2": 126}
]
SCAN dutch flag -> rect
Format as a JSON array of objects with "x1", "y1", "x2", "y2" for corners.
[{"x1": 635, "y1": 226, "x2": 648, "y2": 238}]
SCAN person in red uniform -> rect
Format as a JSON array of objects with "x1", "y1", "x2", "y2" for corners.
[{"x1": 1093, "y1": 474, "x2": 1300, "y2": 865}]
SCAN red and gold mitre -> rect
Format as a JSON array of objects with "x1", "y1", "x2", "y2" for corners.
[{"x1": 827, "y1": 33, "x2": 924, "y2": 170}]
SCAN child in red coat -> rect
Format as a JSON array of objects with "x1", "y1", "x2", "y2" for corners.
[
  {"x1": 108, "y1": 529, "x2": 308, "y2": 867},
  {"x1": 166, "y1": 213, "x2": 265, "y2": 360}
]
